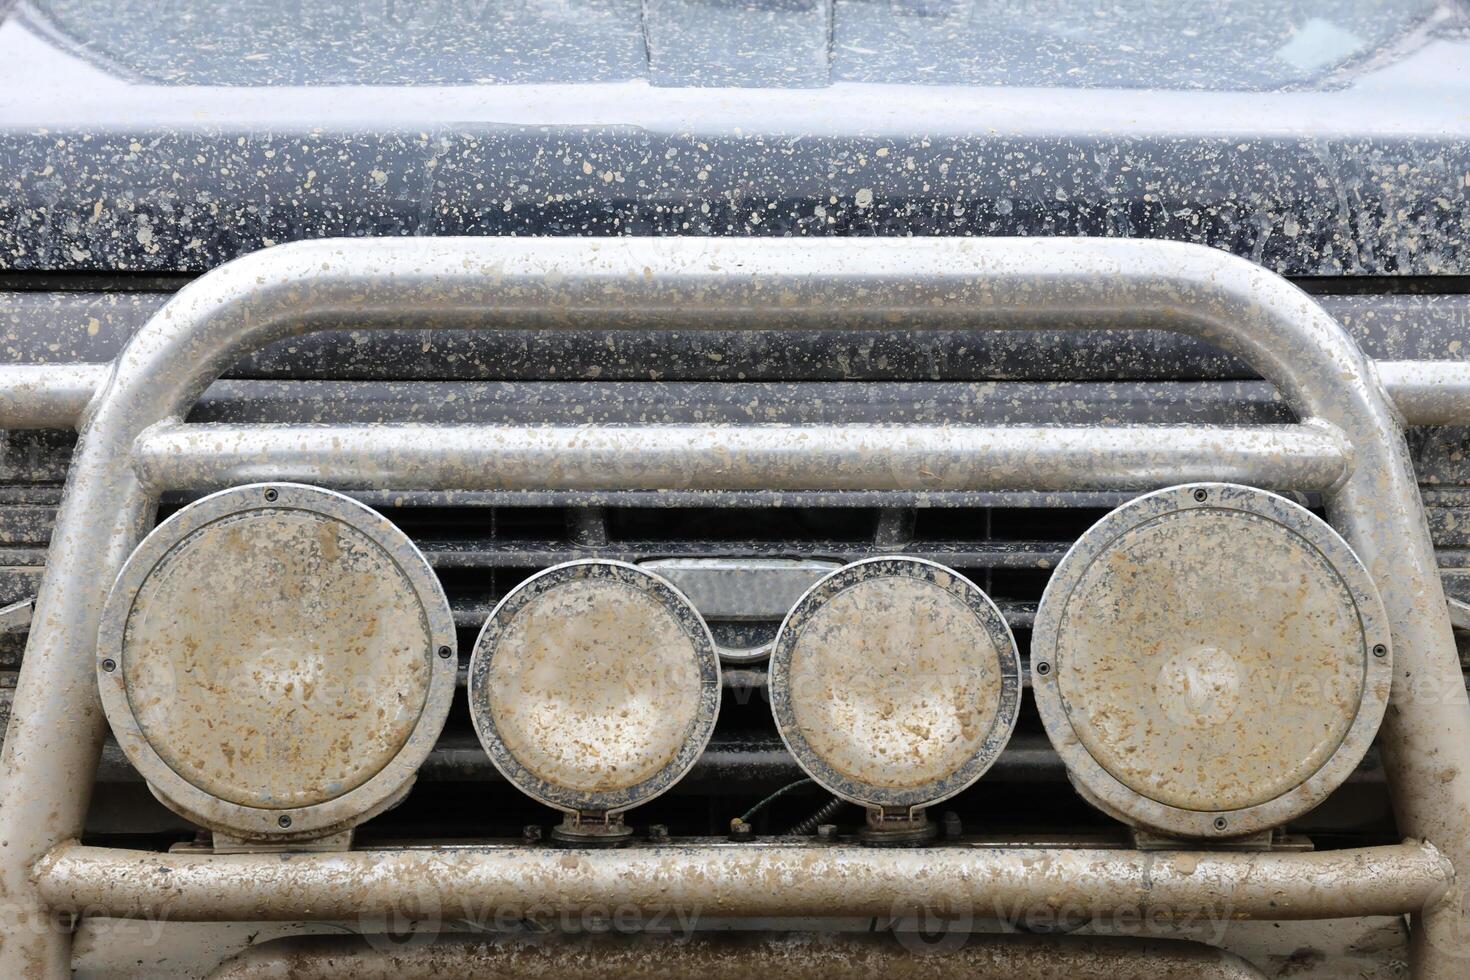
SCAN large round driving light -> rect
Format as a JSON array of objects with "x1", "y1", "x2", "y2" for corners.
[
  {"x1": 97, "y1": 483, "x2": 456, "y2": 841},
  {"x1": 468, "y1": 560, "x2": 720, "y2": 842},
  {"x1": 1032, "y1": 483, "x2": 1392, "y2": 839},
  {"x1": 769, "y1": 557, "x2": 1021, "y2": 838}
]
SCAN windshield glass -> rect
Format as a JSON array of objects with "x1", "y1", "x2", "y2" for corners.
[{"x1": 19, "y1": 0, "x2": 1449, "y2": 90}]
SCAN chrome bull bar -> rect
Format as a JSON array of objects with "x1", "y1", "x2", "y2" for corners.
[{"x1": 1, "y1": 236, "x2": 1468, "y2": 978}]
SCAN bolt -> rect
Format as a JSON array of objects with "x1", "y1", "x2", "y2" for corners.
[
  {"x1": 728, "y1": 818, "x2": 753, "y2": 842},
  {"x1": 648, "y1": 823, "x2": 670, "y2": 844},
  {"x1": 1034, "y1": 661, "x2": 1051, "y2": 676},
  {"x1": 943, "y1": 810, "x2": 963, "y2": 839},
  {"x1": 815, "y1": 824, "x2": 838, "y2": 842},
  {"x1": 263, "y1": 488, "x2": 279, "y2": 502},
  {"x1": 278, "y1": 815, "x2": 292, "y2": 829},
  {"x1": 522, "y1": 824, "x2": 543, "y2": 844},
  {"x1": 437, "y1": 645, "x2": 453, "y2": 660},
  {"x1": 1373, "y1": 643, "x2": 1388, "y2": 658},
  {"x1": 100, "y1": 658, "x2": 116, "y2": 673},
  {"x1": 1213, "y1": 816, "x2": 1228, "y2": 831},
  {"x1": 1192, "y1": 488, "x2": 1209, "y2": 503}
]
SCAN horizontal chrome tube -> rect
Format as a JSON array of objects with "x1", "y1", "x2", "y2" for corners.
[
  {"x1": 132, "y1": 421, "x2": 1349, "y2": 493},
  {"x1": 206, "y1": 933, "x2": 1266, "y2": 980},
  {"x1": 2, "y1": 361, "x2": 1464, "y2": 430},
  {"x1": 35, "y1": 840, "x2": 1451, "y2": 924},
  {"x1": 1378, "y1": 361, "x2": 1470, "y2": 427},
  {"x1": 0, "y1": 364, "x2": 106, "y2": 429}
]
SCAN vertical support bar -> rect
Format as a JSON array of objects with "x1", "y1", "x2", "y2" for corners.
[
  {"x1": 1330, "y1": 447, "x2": 1470, "y2": 975},
  {"x1": 0, "y1": 407, "x2": 155, "y2": 974}
]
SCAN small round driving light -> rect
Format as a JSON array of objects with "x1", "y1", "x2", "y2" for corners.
[
  {"x1": 1032, "y1": 483, "x2": 1392, "y2": 839},
  {"x1": 97, "y1": 483, "x2": 456, "y2": 841},
  {"x1": 769, "y1": 557, "x2": 1021, "y2": 841},
  {"x1": 468, "y1": 560, "x2": 720, "y2": 843}
]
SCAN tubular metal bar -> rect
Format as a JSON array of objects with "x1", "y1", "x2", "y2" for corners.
[
  {"x1": 1, "y1": 361, "x2": 1467, "y2": 430},
  {"x1": 132, "y1": 421, "x2": 1349, "y2": 493},
  {"x1": 34, "y1": 841, "x2": 1450, "y2": 924},
  {"x1": 0, "y1": 363, "x2": 107, "y2": 429},
  {"x1": 203, "y1": 932, "x2": 1267, "y2": 980},
  {"x1": 3, "y1": 237, "x2": 1469, "y2": 978},
  {"x1": 1378, "y1": 361, "x2": 1470, "y2": 427}
]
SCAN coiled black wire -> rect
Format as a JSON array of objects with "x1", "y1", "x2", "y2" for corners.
[{"x1": 788, "y1": 796, "x2": 849, "y2": 835}]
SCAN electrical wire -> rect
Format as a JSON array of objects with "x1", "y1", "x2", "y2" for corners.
[{"x1": 737, "y1": 778, "x2": 814, "y2": 824}]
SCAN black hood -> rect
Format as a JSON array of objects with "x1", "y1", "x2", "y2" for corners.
[{"x1": 1, "y1": 0, "x2": 1467, "y2": 275}]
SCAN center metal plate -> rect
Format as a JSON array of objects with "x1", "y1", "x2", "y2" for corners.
[
  {"x1": 468, "y1": 560, "x2": 721, "y2": 815},
  {"x1": 769, "y1": 557, "x2": 1022, "y2": 811},
  {"x1": 1031, "y1": 483, "x2": 1392, "y2": 839}
]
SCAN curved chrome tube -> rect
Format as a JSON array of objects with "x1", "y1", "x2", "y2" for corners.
[{"x1": 1, "y1": 237, "x2": 1466, "y2": 978}]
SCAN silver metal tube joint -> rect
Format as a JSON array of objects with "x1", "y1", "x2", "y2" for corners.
[
  {"x1": 131, "y1": 421, "x2": 1349, "y2": 493},
  {"x1": 35, "y1": 840, "x2": 1450, "y2": 924}
]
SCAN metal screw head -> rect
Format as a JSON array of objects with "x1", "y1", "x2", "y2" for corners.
[
  {"x1": 1213, "y1": 816, "x2": 1228, "y2": 831},
  {"x1": 648, "y1": 823, "x2": 671, "y2": 843},
  {"x1": 1192, "y1": 488, "x2": 1209, "y2": 503},
  {"x1": 100, "y1": 658, "x2": 116, "y2": 673},
  {"x1": 437, "y1": 645, "x2": 452, "y2": 660},
  {"x1": 815, "y1": 823, "x2": 839, "y2": 842},
  {"x1": 277, "y1": 814, "x2": 292, "y2": 829},
  {"x1": 728, "y1": 817, "x2": 753, "y2": 841},
  {"x1": 1372, "y1": 643, "x2": 1388, "y2": 658},
  {"x1": 263, "y1": 488, "x2": 279, "y2": 503},
  {"x1": 1034, "y1": 661, "x2": 1051, "y2": 676},
  {"x1": 522, "y1": 824, "x2": 543, "y2": 844}
]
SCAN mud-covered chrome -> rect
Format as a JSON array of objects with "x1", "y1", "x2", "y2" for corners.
[
  {"x1": 0, "y1": 236, "x2": 1468, "y2": 979},
  {"x1": 1032, "y1": 483, "x2": 1392, "y2": 840},
  {"x1": 769, "y1": 556, "x2": 1021, "y2": 838},
  {"x1": 467, "y1": 559, "x2": 721, "y2": 843},
  {"x1": 96, "y1": 482, "x2": 457, "y2": 843}
]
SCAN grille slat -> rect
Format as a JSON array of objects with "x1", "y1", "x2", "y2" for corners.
[{"x1": 416, "y1": 537, "x2": 1073, "y2": 569}]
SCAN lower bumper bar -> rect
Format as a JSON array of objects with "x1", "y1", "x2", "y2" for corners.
[{"x1": 36, "y1": 840, "x2": 1450, "y2": 924}]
